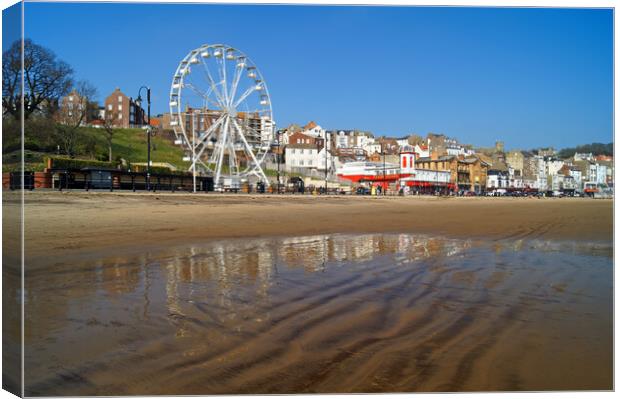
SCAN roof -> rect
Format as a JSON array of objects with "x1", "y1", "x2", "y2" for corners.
[
  {"x1": 416, "y1": 155, "x2": 456, "y2": 163},
  {"x1": 303, "y1": 121, "x2": 318, "y2": 130}
]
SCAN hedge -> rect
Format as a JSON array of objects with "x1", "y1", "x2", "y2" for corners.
[{"x1": 47, "y1": 157, "x2": 118, "y2": 170}]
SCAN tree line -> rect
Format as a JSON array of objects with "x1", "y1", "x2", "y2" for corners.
[{"x1": 556, "y1": 143, "x2": 613, "y2": 159}]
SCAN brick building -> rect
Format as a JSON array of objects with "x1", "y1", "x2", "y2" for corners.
[
  {"x1": 104, "y1": 88, "x2": 146, "y2": 128},
  {"x1": 56, "y1": 89, "x2": 92, "y2": 126},
  {"x1": 416, "y1": 154, "x2": 489, "y2": 193}
]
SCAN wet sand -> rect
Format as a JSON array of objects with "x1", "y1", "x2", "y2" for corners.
[
  {"x1": 4, "y1": 191, "x2": 614, "y2": 264},
  {"x1": 20, "y1": 234, "x2": 613, "y2": 394}
]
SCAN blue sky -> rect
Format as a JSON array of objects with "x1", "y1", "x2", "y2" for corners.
[{"x1": 13, "y1": 2, "x2": 615, "y2": 149}]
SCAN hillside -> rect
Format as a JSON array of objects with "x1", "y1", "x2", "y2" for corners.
[{"x1": 2, "y1": 126, "x2": 191, "y2": 172}]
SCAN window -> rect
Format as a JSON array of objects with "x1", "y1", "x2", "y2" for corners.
[
  {"x1": 68, "y1": 96, "x2": 73, "y2": 101},
  {"x1": 300, "y1": 160, "x2": 304, "y2": 166},
  {"x1": 118, "y1": 95, "x2": 123, "y2": 102},
  {"x1": 118, "y1": 113, "x2": 122, "y2": 120},
  {"x1": 107, "y1": 104, "x2": 112, "y2": 111},
  {"x1": 118, "y1": 104, "x2": 122, "y2": 111}
]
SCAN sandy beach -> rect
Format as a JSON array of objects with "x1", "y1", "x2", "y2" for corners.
[
  {"x1": 3, "y1": 191, "x2": 613, "y2": 263},
  {"x1": 2, "y1": 191, "x2": 614, "y2": 394}
]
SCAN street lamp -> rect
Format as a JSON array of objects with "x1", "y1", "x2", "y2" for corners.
[
  {"x1": 382, "y1": 143, "x2": 386, "y2": 196},
  {"x1": 276, "y1": 129, "x2": 281, "y2": 194},
  {"x1": 136, "y1": 86, "x2": 151, "y2": 191}
]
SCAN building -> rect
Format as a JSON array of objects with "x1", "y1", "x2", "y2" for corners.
[
  {"x1": 595, "y1": 154, "x2": 613, "y2": 162},
  {"x1": 104, "y1": 88, "x2": 146, "y2": 128},
  {"x1": 163, "y1": 107, "x2": 273, "y2": 149},
  {"x1": 285, "y1": 143, "x2": 320, "y2": 169},
  {"x1": 416, "y1": 154, "x2": 489, "y2": 193},
  {"x1": 574, "y1": 153, "x2": 595, "y2": 162},
  {"x1": 545, "y1": 157, "x2": 565, "y2": 176},
  {"x1": 337, "y1": 147, "x2": 452, "y2": 193},
  {"x1": 287, "y1": 131, "x2": 324, "y2": 148},
  {"x1": 413, "y1": 143, "x2": 430, "y2": 158},
  {"x1": 487, "y1": 170, "x2": 509, "y2": 191},
  {"x1": 56, "y1": 89, "x2": 94, "y2": 126},
  {"x1": 328, "y1": 129, "x2": 374, "y2": 152},
  {"x1": 537, "y1": 147, "x2": 556, "y2": 157},
  {"x1": 505, "y1": 150, "x2": 525, "y2": 176}
]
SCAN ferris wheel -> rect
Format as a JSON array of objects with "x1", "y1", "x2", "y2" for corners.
[{"x1": 169, "y1": 44, "x2": 274, "y2": 189}]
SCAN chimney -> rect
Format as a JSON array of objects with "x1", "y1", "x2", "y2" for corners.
[{"x1": 430, "y1": 151, "x2": 438, "y2": 161}]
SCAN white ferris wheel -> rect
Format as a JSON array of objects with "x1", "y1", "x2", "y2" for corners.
[{"x1": 169, "y1": 44, "x2": 274, "y2": 189}]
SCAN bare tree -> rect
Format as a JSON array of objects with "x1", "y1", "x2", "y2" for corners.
[
  {"x1": 102, "y1": 108, "x2": 119, "y2": 162},
  {"x1": 54, "y1": 81, "x2": 97, "y2": 158},
  {"x1": 3, "y1": 39, "x2": 74, "y2": 120}
]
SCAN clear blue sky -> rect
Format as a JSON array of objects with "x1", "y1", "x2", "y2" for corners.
[{"x1": 15, "y1": 2, "x2": 615, "y2": 150}]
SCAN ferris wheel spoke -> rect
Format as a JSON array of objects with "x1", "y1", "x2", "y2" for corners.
[
  {"x1": 192, "y1": 114, "x2": 227, "y2": 162},
  {"x1": 233, "y1": 85, "x2": 256, "y2": 108},
  {"x1": 184, "y1": 82, "x2": 220, "y2": 109},
  {"x1": 228, "y1": 63, "x2": 243, "y2": 108},
  {"x1": 218, "y1": 56, "x2": 229, "y2": 105},
  {"x1": 200, "y1": 59, "x2": 227, "y2": 107}
]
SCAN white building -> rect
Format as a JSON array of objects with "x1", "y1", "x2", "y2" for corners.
[
  {"x1": 507, "y1": 167, "x2": 524, "y2": 189},
  {"x1": 330, "y1": 130, "x2": 374, "y2": 151},
  {"x1": 545, "y1": 158, "x2": 565, "y2": 176},
  {"x1": 413, "y1": 144, "x2": 430, "y2": 158},
  {"x1": 552, "y1": 174, "x2": 577, "y2": 192},
  {"x1": 285, "y1": 145, "x2": 319, "y2": 169},
  {"x1": 314, "y1": 147, "x2": 336, "y2": 172},
  {"x1": 364, "y1": 143, "x2": 382, "y2": 155},
  {"x1": 487, "y1": 170, "x2": 509, "y2": 190},
  {"x1": 568, "y1": 168, "x2": 583, "y2": 191},
  {"x1": 574, "y1": 153, "x2": 594, "y2": 162},
  {"x1": 396, "y1": 138, "x2": 409, "y2": 148},
  {"x1": 596, "y1": 163, "x2": 608, "y2": 185}
]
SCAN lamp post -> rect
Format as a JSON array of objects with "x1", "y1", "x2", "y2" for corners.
[
  {"x1": 276, "y1": 129, "x2": 281, "y2": 194},
  {"x1": 136, "y1": 86, "x2": 151, "y2": 191},
  {"x1": 382, "y1": 143, "x2": 386, "y2": 196}
]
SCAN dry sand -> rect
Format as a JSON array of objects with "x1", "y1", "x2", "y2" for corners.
[{"x1": 2, "y1": 191, "x2": 613, "y2": 263}]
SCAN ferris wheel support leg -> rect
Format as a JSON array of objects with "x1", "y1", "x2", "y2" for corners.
[
  {"x1": 231, "y1": 118, "x2": 269, "y2": 186},
  {"x1": 214, "y1": 117, "x2": 230, "y2": 190},
  {"x1": 253, "y1": 166, "x2": 270, "y2": 187}
]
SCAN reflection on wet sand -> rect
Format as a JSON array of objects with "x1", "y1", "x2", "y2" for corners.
[{"x1": 24, "y1": 234, "x2": 612, "y2": 395}]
